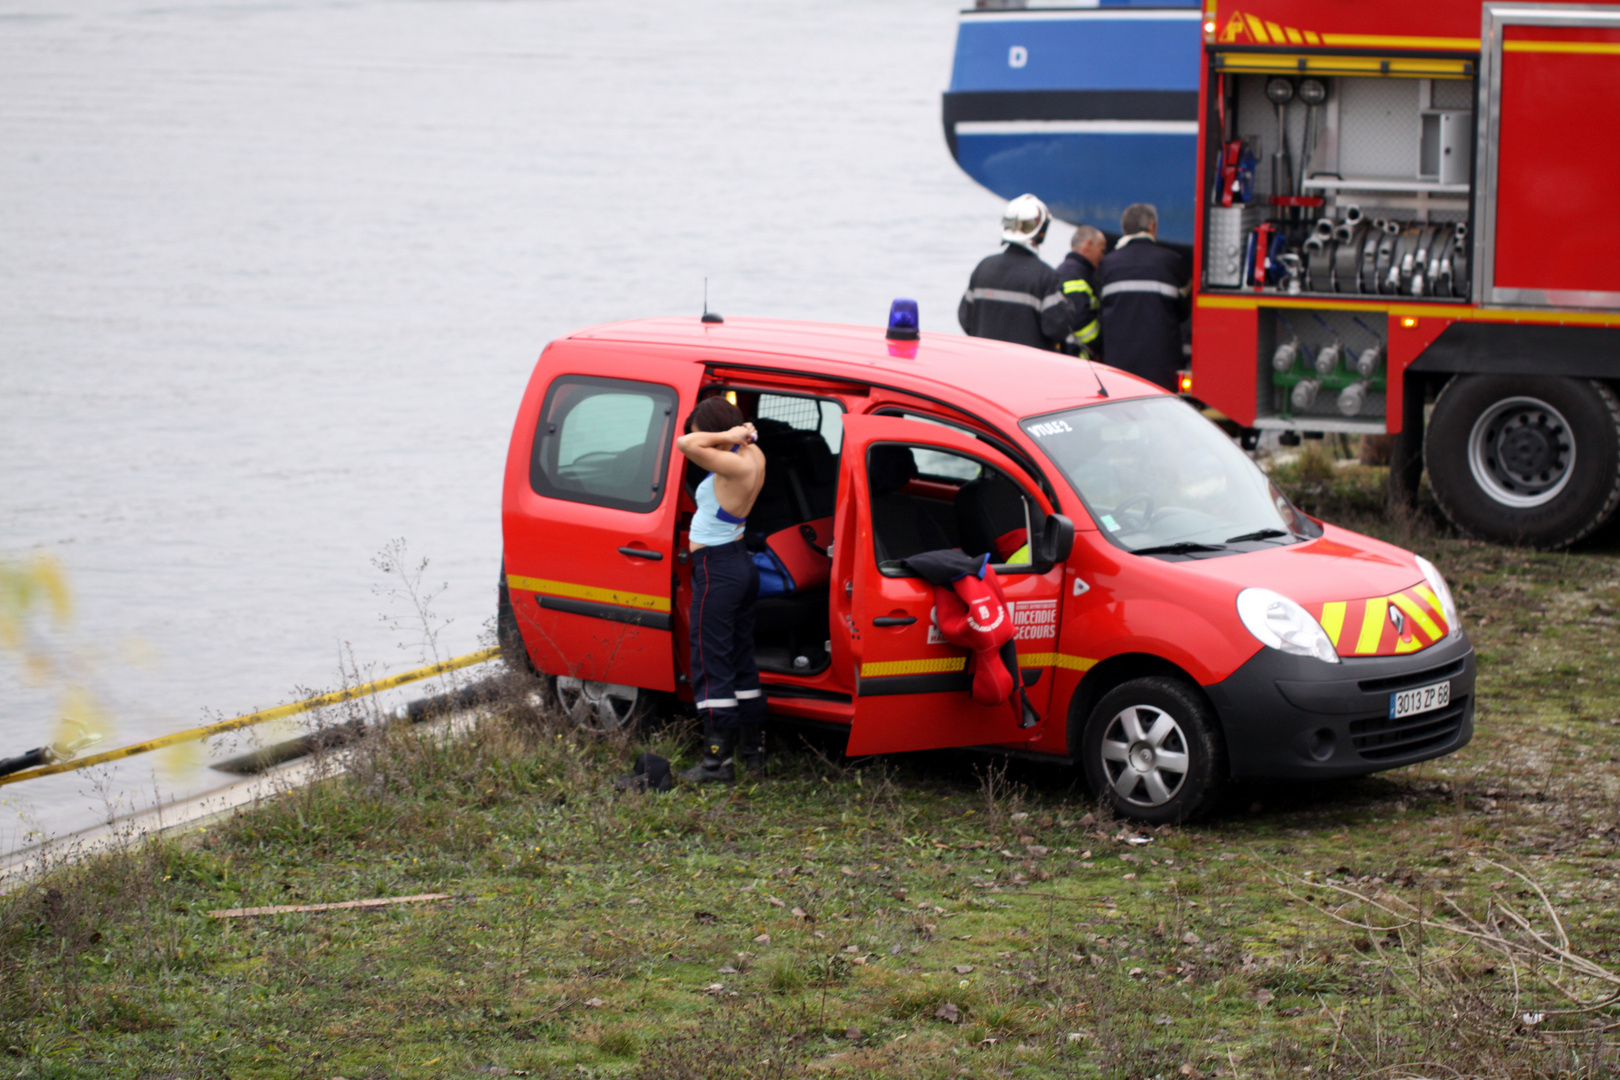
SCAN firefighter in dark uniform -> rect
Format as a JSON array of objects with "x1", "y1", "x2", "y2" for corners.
[
  {"x1": 1097, "y1": 203, "x2": 1191, "y2": 391},
  {"x1": 958, "y1": 194, "x2": 1078, "y2": 350},
  {"x1": 1054, "y1": 224, "x2": 1105, "y2": 358}
]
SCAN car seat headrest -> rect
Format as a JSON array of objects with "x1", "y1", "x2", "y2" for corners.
[{"x1": 868, "y1": 444, "x2": 918, "y2": 495}]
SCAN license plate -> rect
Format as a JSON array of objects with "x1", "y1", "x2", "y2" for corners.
[{"x1": 1389, "y1": 680, "x2": 1450, "y2": 720}]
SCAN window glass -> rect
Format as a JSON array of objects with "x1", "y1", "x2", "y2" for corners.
[
  {"x1": 757, "y1": 394, "x2": 843, "y2": 455},
  {"x1": 1021, "y1": 396, "x2": 1317, "y2": 555},
  {"x1": 530, "y1": 376, "x2": 677, "y2": 512},
  {"x1": 866, "y1": 443, "x2": 1039, "y2": 575},
  {"x1": 913, "y1": 449, "x2": 982, "y2": 483}
]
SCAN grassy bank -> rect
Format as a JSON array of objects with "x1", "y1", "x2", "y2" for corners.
[{"x1": 3, "y1": 460, "x2": 1618, "y2": 1079}]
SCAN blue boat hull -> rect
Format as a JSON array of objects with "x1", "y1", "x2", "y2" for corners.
[{"x1": 943, "y1": 5, "x2": 1204, "y2": 245}]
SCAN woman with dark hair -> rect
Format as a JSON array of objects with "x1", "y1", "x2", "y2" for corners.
[{"x1": 674, "y1": 396, "x2": 767, "y2": 782}]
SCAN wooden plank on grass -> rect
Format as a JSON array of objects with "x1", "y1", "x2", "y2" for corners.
[{"x1": 206, "y1": 893, "x2": 451, "y2": 918}]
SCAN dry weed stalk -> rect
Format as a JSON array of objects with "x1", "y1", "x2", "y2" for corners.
[{"x1": 1286, "y1": 859, "x2": 1620, "y2": 1034}]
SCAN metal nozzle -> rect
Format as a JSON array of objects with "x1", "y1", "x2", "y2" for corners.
[
  {"x1": 1313, "y1": 341, "x2": 1343, "y2": 376},
  {"x1": 1291, "y1": 379, "x2": 1321, "y2": 411},
  {"x1": 1272, "y1": 340, "x2": 1301, "y2": 372},
  {"x1": 1337, "y1": 380, "x2": 1369, "y2": 417},
  {"x1": 1353, "y1": 345, "x2": 1383, "y2": 378}
]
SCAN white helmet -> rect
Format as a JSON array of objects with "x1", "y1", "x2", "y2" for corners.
[{"x1": 1000, "y1": 193, "x2": 1051, "y2": 250}]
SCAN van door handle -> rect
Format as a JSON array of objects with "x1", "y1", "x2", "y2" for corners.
[
  {"x1": 618, "y1": 546, "x2": 663, "y2": 561},
  {"x1": 872, "y1": 615, "x2": 917, "y2": 627}
]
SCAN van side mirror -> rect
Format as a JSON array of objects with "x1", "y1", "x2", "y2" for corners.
[{"x1": 1032, "y1": 514, "x2": 1075, "y2": 573}]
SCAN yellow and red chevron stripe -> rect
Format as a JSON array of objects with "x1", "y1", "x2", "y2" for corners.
[{"x1": 1311, "y1": 585, "x2": 1450, "y2": 658}]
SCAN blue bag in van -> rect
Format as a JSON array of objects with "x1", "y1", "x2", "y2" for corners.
[{"x1": 753, "y1": 548, "x2": 793, "y2": 597}]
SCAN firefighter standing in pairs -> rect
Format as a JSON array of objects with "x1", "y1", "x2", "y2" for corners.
[
  {"x1": 1097, "y1": 202, "x2": 1191, "y2": 391},
  {"x1": 958, "y1": 194, "x2": 1080, "y2": 350},
  {"x1": 1055, "y1": 223, "x2": 1106, "y2": 358}
]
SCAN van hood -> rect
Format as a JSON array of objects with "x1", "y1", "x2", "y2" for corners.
[{"x1": 1171, "y1": 525, "x2": 1453, "y2": 658}]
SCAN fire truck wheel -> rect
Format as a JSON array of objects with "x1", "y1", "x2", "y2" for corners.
[
  {"x1": 1081, "y1": 676, "x2": 1226, "y2": 824},
  {"x1": 550, "y1": 676, "x2": 655, "y2": 733},
  {"x1": 1425, "y1": 376, "x2": 1620, "y2": 549}
]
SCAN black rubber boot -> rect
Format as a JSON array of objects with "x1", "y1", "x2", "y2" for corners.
[
  {"x1": 737, "y1": 724, "x2": 767, "y2": 777},
  {"x1": 679, "y1": 726, "x2": 736, "y2": 783}
]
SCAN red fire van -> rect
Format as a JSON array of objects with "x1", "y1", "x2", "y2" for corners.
[{"x1": 499, "y1": 316, "x2": 1474, "y2": 821}]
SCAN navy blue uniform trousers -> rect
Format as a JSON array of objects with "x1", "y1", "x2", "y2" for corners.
[{"x1": 689, "y1": 540, "x2": 766, "y2": 730}]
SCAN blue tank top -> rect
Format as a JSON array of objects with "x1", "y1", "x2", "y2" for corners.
[{"x1": 691, "y1": 473, "x2": 746, "y2": 547}]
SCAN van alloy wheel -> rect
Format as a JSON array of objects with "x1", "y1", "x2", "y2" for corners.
[
  {"x1": 1080, "y1": 676, "x2": 1226, "y2": 824},
  {"x1": 552, "y1": 676, "x2": 648, "y2": 732},
  {"x1": 1098, "y1": 704, "x2": 1189, "y2": 807}
]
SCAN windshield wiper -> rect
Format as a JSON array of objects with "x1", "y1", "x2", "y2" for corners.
[
  {"x1": 1129, "y1": 541, "x2": 1227, "y2": 556},
  {"x1": 1224, "y1": 528, "x2": 1290, "y2": 543}
]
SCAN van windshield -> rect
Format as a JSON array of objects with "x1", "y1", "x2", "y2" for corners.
[{"x1": 1021, "y1": 397, "x2": 1317, "y2": 558}]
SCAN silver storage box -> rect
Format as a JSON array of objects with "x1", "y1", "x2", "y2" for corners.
[
  {"x1": 1205, "y1": 203, "x2": 1264, "y2": 287},
  {"x1": 1420, "y1": 111, "x2": 1472, "y2": 185}
]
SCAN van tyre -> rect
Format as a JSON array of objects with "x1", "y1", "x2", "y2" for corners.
[
  {"x1": 1425, "y1": 376, "x2": 1620, "y2": 549},
  {"x1": 497, "y1": 564, "x2": 537, "y2": 676},
  {"x1": 1081, "y1": 676, "x2": 1225, "y2": 824}
]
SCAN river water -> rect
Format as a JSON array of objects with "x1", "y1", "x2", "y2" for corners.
[{"x1": 0, "y1": 0, "x2": 1049, "y2": 850}]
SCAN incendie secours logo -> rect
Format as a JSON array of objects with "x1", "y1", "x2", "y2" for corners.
[{"x1": 928, "y1": 599, "x2": 1057, "y2": 644}]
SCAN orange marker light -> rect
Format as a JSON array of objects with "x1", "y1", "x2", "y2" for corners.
[
  {"x1": 725, "y1": 390, "x2": 738, "y2": 404},
  {"x1": 1178, "y1": 370, "x2": 1194, "y2": 394},
  {"x1": 1401, "y1": 317, "x2": 1418, "y2": 329}
]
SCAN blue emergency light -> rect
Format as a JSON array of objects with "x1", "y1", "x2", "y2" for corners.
[{"x1": 885, "y1": 298, "x2": 919, "y2": 341}]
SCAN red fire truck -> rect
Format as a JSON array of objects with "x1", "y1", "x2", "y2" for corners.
[{"x1": 1189, "y1": 1, "x2": 1620, "y2": 548}]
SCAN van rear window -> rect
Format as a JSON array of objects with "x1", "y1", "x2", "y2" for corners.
[{"x1": 530, "y1": 376, "x2": 677, "y2": 512}]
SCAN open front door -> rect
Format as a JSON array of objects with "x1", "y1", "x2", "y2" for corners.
[{"x1": 834, "y1": 415, "x2": 1065, "y2": 755}]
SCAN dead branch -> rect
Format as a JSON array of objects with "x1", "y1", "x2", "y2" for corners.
[{"x1": 1272, "y1": 859, "x2": 1620, "y2": 1032}]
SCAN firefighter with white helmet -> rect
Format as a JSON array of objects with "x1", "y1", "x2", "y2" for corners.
[{"x1": 958, "y1": 194, "x2": 1080, "y2": 350}]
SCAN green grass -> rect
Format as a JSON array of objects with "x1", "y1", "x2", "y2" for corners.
[{"x1": 3, "y1": 458, "x2": 1619, "y2": 1078}]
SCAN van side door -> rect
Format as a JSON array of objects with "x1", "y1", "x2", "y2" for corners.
[
  {"x1": 502, "y1": 343, "x2": 704, "y2": 692},
  {"x1": 834, "y1": 415, "x2": 1065, "y2": 755}
]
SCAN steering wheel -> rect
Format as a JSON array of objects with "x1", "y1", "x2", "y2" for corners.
[{"x1": 1112, "y1": 493, "x2": 1156, "y2": 532}]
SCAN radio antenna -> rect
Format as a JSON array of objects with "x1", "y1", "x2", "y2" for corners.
[
  {"x1": 1087, "y1": 357, "x2": 1109, "y2": 398},
  {"x1": 701, "y1": 277, "x2": 723, "y2": 324}
]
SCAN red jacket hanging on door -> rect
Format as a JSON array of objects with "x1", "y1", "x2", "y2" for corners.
[{"x1": 903, "y1": 550, "x2": 1039, "y2": 728}]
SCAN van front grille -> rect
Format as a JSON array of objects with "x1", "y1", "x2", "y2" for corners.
[
  {"x1": 1349, "y1": 698, "x2": 1467, "y2": 761},
  {"x1": 1356, "y1": 656, "x2": 1467, "y2": 695}
]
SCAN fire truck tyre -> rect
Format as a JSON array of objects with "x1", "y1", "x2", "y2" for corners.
[
  {"x1": 1081, "y1": 676, "x2": 1226, "y2": 824},
  {"x1": 1425, "y1": 376, "x2": 1620, "y2": 549},
  {"x1": 551, "y1": 676, "x2": 655, "y2": 733}
]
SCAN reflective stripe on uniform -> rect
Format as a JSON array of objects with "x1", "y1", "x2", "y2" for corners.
[
  {"x1": 1099, "y1": 279, "x2": 1184, "y2": 300},
  {"x1": 695, "y1": 697, "x2": 737, "y2": 709},
  {"x1": 735, "y1": 688, "x2": 762, "y2": 700},
  {"x1": 1062, "y1": 277, "x2": 1099, "y2": 347},
  {"x1": 1066, "y1": 320, "x2": 1100, "y2": 345},
  {"x1": 964, "y1": 287, "x2": 1067, "y2": 310}
]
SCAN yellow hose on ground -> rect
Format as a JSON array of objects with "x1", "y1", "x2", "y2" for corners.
[{"x1": 0, "y1": 647, "x2": 501, "y2": 788}]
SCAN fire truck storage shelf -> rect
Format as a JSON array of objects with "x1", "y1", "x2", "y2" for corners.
[{"x1": 1192, "y1": 0, "x2": 1620, "y2": 550}]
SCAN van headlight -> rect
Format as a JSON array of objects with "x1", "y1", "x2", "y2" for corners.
[
  {"x1": 1236, "y1": 588, "x2": 1340, "y2": 664},
  {"x1": 1415, "y1": 556, "x2": 1461, "y2": 636}
]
